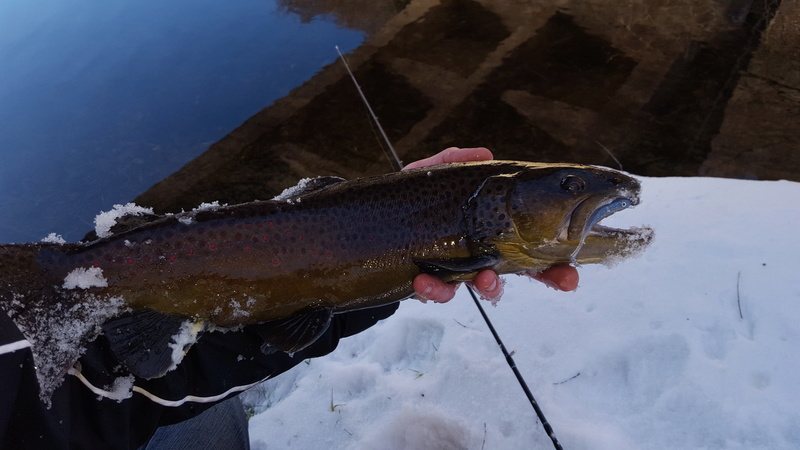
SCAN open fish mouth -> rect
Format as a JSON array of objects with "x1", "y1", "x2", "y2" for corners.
[
  {"x1": 556, "y1": 192, "x2": 652, "y2": 263},
  {"x1": 559, "y1": 193, "x2": 638, "y2": 242}
]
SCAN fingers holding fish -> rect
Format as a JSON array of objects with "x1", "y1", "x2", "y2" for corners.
[
  {"x1": 466, "y1": 269, "x2": 504, "y2": 304},
  {"x1": 527, "y1": 265, "x2": 580, "y2": 292},
  {"x1": 412, "y1": 265, "x2": 578, "y2": 305},
  {"x1": 402, "y1": 147, "x2": 493, "y2": 170},
  {"x1": 412, "y1": 273, "x2": 458, "y2": 303}
]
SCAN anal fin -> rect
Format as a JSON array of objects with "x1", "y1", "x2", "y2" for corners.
[
  {"x1": 102, "y1": 310, "x2": 202, "y2": 379},
  {"x1": 254, "y1": 307, "x2": 333, "y2": 355}
]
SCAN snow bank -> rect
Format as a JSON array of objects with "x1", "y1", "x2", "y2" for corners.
[{"x1": 247, "y1": 176, "x2": 800, "y2": 449}]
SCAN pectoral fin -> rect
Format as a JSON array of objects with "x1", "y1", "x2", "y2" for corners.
[
  {"x1": 102, "y1": 310, "x2": 202, "y2": 379},
  {"x1": 254, "y1": 307, "x2": 334, "y2": 355},
  {"x1": 413, "y1": 253, "x2": 500, "y2": 279}
]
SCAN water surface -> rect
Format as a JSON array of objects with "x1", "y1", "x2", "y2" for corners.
[{"x1": 0, "y1": 0, "x2": 363, "y2": 242}]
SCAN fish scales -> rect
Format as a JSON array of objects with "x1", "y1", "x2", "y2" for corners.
[
  {"x1": 0, "y1": 160, "x2": 654, "y2": 401},
  {"x1": 36, "y1": 163, "x2": 501, "y2": 325}
]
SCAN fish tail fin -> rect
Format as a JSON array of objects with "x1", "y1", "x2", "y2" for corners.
[{"x1": 0, "y1": 243, "x2": 126, "y2": 405}]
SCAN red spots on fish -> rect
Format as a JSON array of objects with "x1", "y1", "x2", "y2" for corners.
[
  {"x1": 262, "y1": 236, "x2": 269, "y2": 241},
  {"x1": 311, "y1": 249, "x2": 317, "y2": 255},
  {"x1": 297, "y1": 235, "x2": 303, "y2": 241},
  {"x1": 227, "y1": 242, "x2": 232, "y2": 247},
  {"x1": 272, "y1": 259, "x2": 279, "y2": 265},
  {"x1": 170, "y1": 256, "x2": 176, "y2": 262},
  {"x1": 188, "y1": 248, "x2": 194, "y2": 255},
  {"x1": 93, "y1": 262, "x2": 100, "y2": 268},
  {"x1": 268, "y1": 221, "x2": 274, "y2": 227},
  {"x1": 127, "y1": 258, "x2": 134, "y2": 264},
  {"x1": 245, "y1": 246, "x2": 251, "y2": 250},
  {"x1": 210, "y1": 243, "x2": 216, "y2": 249}
]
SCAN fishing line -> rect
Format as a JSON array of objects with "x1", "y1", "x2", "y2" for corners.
[
  {"x1": 335, "y1": 45, "x2": 403, "y2": 172},
  {"x1": 466, "y1": 286, "x2": 563, "y2": 450},
  {"x1": 335, "y1": 46, "x2": 563, "y2": 450}
]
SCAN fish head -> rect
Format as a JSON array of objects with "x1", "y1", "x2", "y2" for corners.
[{"x1": 502, "y1": 163, "x2": 653, "y2": 266}]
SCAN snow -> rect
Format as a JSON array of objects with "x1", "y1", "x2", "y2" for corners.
[
  {"x1": 93, "y1": 203, "x2": 154, "y2": 238},
  {"x1": 41, "y1": 233, "x2": 66, "y2": 244},
  {"x1": 194, "y1": 201, "x2": 223, "y2": 211},
  {"x1": 168, "y1": 320, "x2": 203, "y2": 372},
  {"x1": 272, "y1": 177, "x2": 315, "y2": 202},
  {"x1": 62, "y1": 267, "x2": 108, "y2": 290},
  {"x1": 103, "y1": 375, "x2": 136, "y2": 402},
  {"x1": 245, "y1": 176, "x2": 800, "y2": 449},
  {"x1": 17, "y1": 294, "x2": 127, "y2": 404}
]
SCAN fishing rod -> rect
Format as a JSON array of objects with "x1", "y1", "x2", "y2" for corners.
[{"x1": 335, "y1": 45, "x2": 563, "y2": 450}]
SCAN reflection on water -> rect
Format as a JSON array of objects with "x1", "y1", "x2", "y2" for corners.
[
  {"x1": 134, "y1": 0, "x2": 794, "y2": 219},
  {"x1": 0, "y1": 0, "x2": 364, "y2": 242},
  {"x1": 2, "y1": 0, "x2": 795, "y2": 243}
]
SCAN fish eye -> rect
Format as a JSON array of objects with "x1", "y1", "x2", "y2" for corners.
[{"x1": 560, "y1": 175, "x2": 586, "y2": 193}]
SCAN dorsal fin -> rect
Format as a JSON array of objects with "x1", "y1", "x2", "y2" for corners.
[
  {"x1": 272, "y1": 176, "x2": 345, "y2": 202},
  {"x1": 84, "y1": 203, "x2": 162, "y2": 242},
  {"x1": 106, "y1": 212, "x2": 163, "y2": 234}
]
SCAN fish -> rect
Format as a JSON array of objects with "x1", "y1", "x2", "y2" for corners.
[{"x1": 0, "y1": 160, "x2": 653, "y2": 402}]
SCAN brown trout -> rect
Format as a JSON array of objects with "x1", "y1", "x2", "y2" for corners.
[{"x1": 0, "y1": 161, "x2": 653, "y2": 401}]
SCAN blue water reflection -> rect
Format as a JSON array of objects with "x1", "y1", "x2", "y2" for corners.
[{"x1": 0, "y1": 0, "x2": 364, "y2": 242}]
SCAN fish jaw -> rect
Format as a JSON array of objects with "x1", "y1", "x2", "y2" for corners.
[
  {"x1": 502, "y1": 164, "x2": 654, "y2": 267},
  {"x1": 559, "y1": 176, "x2": 653, "y2": 264}
]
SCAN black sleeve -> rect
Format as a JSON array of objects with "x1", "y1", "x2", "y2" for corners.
[{"x1": 1, "y1": 302, "x2": 399, "y2": 449}]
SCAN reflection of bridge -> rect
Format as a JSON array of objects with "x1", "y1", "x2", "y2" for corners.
[{"x1": 137, "y1": 0, "x2": 798, "y2": 213}]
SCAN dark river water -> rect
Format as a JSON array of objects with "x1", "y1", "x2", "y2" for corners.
[
  {"x1": 2, "y1": 0, "x2": 791, "y2": 242},
  {"x1": 0, "y1": 0, "x2": 363, "y2": 243}
]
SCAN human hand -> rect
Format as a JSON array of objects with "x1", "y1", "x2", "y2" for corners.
[
  {"x1": 403, "y1": 146, "x2": 494, "y2": 170},
  {"x1": 405, "y1": 147, "x2": 580, "y2": 303}
]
